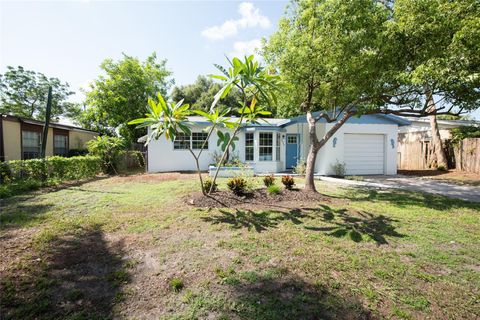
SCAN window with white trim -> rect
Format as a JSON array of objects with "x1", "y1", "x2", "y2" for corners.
[
  {"x1": 245, "y1": 132, "x2": 254, "y2": 161},
  {"x1": 192, "y1": 132, "x2": 208, "y2": 149},
  {"x1": 173, "y1": 133, "x2": 190, "y2": 150},
  {"x1": 259, "y1": 132, "x2": 273, "y2": 161},
  {"x1": 276, "y1": 133, "x2": 281, "y2": 161}
]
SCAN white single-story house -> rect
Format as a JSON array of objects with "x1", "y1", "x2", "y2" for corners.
[{"x1": 146, "y1": 113, "x2": 411, "y2": 176}]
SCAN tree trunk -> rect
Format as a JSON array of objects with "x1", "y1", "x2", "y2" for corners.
[
  {"x1": 304, "y1": 111, "x2": 320, "y2": 192},
  {"x1": 426, "y1": 91, "x2": 448, "y2": 169},
  {"x1": 304, "y1": 111, "x2": 354, "y2": 192}
]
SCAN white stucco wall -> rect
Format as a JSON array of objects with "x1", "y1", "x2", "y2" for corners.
[
  {"x1": 147, "y1": 121, "x2": 399, "y2": 175},
  {"x1": 313, "y1": 123, "x2": 398, "y2": 175},
  {"x1": 147, "y1": 124, "x2": 219, "y2": 172},
  {"x1": 147, "y1": 125, "x2": 285, "y2": 173}
]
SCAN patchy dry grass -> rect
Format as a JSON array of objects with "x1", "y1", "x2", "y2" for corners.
[{"x1": 0, "y1": 173, "x2": 479, "y2": 319}]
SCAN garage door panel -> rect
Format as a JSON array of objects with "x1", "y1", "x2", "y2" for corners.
[{"x1": 344, "y1": 134, "x2": 385, "y2": 175}]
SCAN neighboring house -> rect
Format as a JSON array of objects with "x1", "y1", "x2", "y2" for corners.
[
  {"x1": 397, "y1": 117, "x2": 480, "y2": 170},
  {"x1": 0, "y1": 114, "x2": 98, "y2": 161},
  {"x1": 146, "y1": 113, "x2": 410, "y2": 175},
  {"x1": 398, "y1": 117, "x2": 480, "y2": 142}
]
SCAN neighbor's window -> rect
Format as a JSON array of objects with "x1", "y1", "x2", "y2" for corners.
[
  {"x1": 245, "y1": 132, "x2": 254, "y2": 161},
  {"x1": 22, "y1": 131, "x2": 41, "y2": 159},
  {"x1": 259, "y1": 132, "x2": 273, "y2": 161},
  {"x1": 173, "y1": 133, "x2": 190, "y2": 150},
  {"x1": 191, "y1": 132, "x2": 208, "y2": 150},
  {"x1": 54, "y1": 135, "x2": 68, "y2": 156},
  {"x1": 276, "y1": 133, "x2": 281, "y2": 161}
]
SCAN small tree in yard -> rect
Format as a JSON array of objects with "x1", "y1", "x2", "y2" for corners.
[
  {"x1": 128, "y1": 93, "x2": 234, "y2": 195},
  {"x1": 207, "y1": 55, "x2": 280, "y2": 193},
  {"x1": 131, "y1": 56, "x2": 278, "y2": 195}
]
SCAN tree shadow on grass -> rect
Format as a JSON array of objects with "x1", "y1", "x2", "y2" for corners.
[
  {"x1": 201, "y1": 208, "x2": 315, "y2": 233},
  {"x1": 201, "y1": 206, "x2": 403, "y2": 244},
  {"x1": 336, "y1": 187, "x2": 480, "y2": 211},
  {"x1": 0, "y1": 224, "x2": 129, "y2": 319},
  {"x1": 0, "y1": 202, "x2": 55, "y2": 231},
  {"x1": 224, "y1": 270, "x2": 372, "y2": 320},
  {"x1": 305, "y1": 205, "x2": 405, "y2": 244}
]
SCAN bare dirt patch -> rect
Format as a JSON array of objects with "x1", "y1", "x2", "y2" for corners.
[
  {"x1": 186, "y1": 188, "x2": 334, "y2": 209},
  {"x1": 108, "y1": 172, "x2": 197, "y2": 184}
]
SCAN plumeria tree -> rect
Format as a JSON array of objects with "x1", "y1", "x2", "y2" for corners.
[
  {"x1": 129, "y1": 93, "x2": 235, "y2": 195},
  {"x1": 130, "y1": 55, "x2": 279, "y2": 195},
  {"x1": 207, "y1": 55, "x2": 280, "y2": 193}
]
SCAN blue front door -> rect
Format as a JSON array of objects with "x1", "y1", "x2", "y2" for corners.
[{"x1": 286, "y1": 134, "x2": 299, "y2": 169}]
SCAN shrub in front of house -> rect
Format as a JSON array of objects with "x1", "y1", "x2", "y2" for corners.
[
  {"x1": 281, "y1": 175, "x2": 295, "y2": 190},
  {"x1": 203, "y1": 179, "x2": 217, "y2": 193},
  {"x1": 7, "y1": 156, "x2": 102, "y2": 182},
  {"x1": 227, "y1": 177, "x2": 247, "y2": 195},
  {"x1": 0, "y1": 155, "x2": 102, "y2": 198},
  {"x1": 263, "y1": 174, "x2": 275, "y2": 187},
  {"x1": 267, "y1": 184, "x2": 281, "y2": 194}
]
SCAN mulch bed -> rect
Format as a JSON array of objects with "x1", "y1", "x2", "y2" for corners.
[{"x1": 186, "y1": 188, "x2": 331, "y2": 209}]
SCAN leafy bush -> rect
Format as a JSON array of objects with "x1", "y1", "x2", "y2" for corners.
[
  {"x1": 450, "y1": 126, "x2": 480, "y2": 144},
  {"x1": 0, "y1": 162, "x2": 12, "y2": 184},
  {"x1": 293, "y1": 159, "x2": 307, "y2": 175},
  {"x1": 267, "y1": 184, "x2": 281, "y2": 194},
  {"x1": 86, "y1": 136, "x2": 126, "y2": 174},
  {"x1": 281, "y1": 175, "x2": 295, "y2": 190},
  {"x1": 203, "y1": 179, "x2": 217, "y2": 193},
  {"x1": 0, "y1": 156, "x2": 102, "y2": 198},
  {"x1": 263, "y1": 174, "x2": 275, "y2": 187},
  {"x1": 227, "y1": 177, "x2": 247, "y2": 195},
  {"x1": 331, "y1": 160, "x2": 346, "y2": 177}
]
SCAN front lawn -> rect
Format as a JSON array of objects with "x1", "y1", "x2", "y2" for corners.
[{"x1": 1, "y1": 173, "x2": 479, "y2": 319}]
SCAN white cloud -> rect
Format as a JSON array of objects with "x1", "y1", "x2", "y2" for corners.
[
  {"x1": 201, "y1": 2, "x2": 271, "y2": 41},
  {"x1": 230, "y1": 38, "x2": 262, "y2": 58}
]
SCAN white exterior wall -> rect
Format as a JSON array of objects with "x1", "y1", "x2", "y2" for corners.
[
  {"x1": 147, "y1": 121, "x2": 399, "y2": 175},
  {"x1": 147, "y1": 125, "x2": 285, "y2": 173},
  {"x1": 314, "y1": 123, "x2": 398, "y2": 175},
  {"x1": 147, "y1": 124, "x2": 221, "y2": 172}
]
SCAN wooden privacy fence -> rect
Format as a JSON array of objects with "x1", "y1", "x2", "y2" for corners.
[
  {"x1": 397, "y1": 137, "x2": 479, "y2": 173},
  {"x1": 454, "y1": 138, "x2": 480, "y2": 173}
]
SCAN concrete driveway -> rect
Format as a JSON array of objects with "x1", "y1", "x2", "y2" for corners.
[{"x1": 319, "y1": 175, "x2": 480, "y2": 203}]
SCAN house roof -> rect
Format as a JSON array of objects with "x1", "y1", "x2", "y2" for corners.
[
  {"x1": 1, "y1": 114, "x2": 98, "y2": 134},
  {"x1": 401, "y1": 116, "x2": 480, "y2": 128},
  {"x1": 184, "y1": 113, "x2": 410, "y2": 128},
  {"x1": 278, "y1": 113, "x2": 411, "y2": 127}
]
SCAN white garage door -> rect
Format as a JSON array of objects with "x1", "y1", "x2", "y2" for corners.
[{"x1": 344, "y1": 134, "x2": 385, "y2": 175}]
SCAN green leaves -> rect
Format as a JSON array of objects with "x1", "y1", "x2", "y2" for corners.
[
  {"x1": 216, "y1": 131, "x2": 238, "y2": 152},
  {"x1": 80, "y1": 53, "x2": 173, "y2": 142},
  {"x1": 128, "y1": 93, "x2": 191, "y2": 145},
  {"x1": 208, "y1": 55, "x2": 280, "y2": 115}
]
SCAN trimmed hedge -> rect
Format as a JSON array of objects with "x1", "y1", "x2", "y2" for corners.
[{"x1": 0, "y1": 155, "x2": 102, "y2": 185}]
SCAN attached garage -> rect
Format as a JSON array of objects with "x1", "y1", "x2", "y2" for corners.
[{"x1": 344, "y1": 133, "x2": 385, "y2": 175}]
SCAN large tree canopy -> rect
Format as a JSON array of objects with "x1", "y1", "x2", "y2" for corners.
[
  {"x1": 79, "y1": 52, "x2": 173, "y2": 142},
  {"x1": 388, "y1": 0, "x2": 480, "y2": 114},
  {"x1": 171, "y1": 76, "x2": 241, "y2": 113},
  {"x1": 263, "y1": 0, "x2": 480, "y2": 191},
  {"x1": 0, "y1": 66, "x2": 78, "y2": 121}
]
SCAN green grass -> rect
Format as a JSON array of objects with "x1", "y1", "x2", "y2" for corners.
[{"x1": 1, "y1": 173, "x2": 479, "y2": 319}]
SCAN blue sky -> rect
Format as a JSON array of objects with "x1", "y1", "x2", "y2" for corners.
[
  {"x1": 0, "y1": 0, "x2": 287, "y2": 102},
  {"x1": 1, "y1": 0, "x2": 478, "y2": 119}
]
